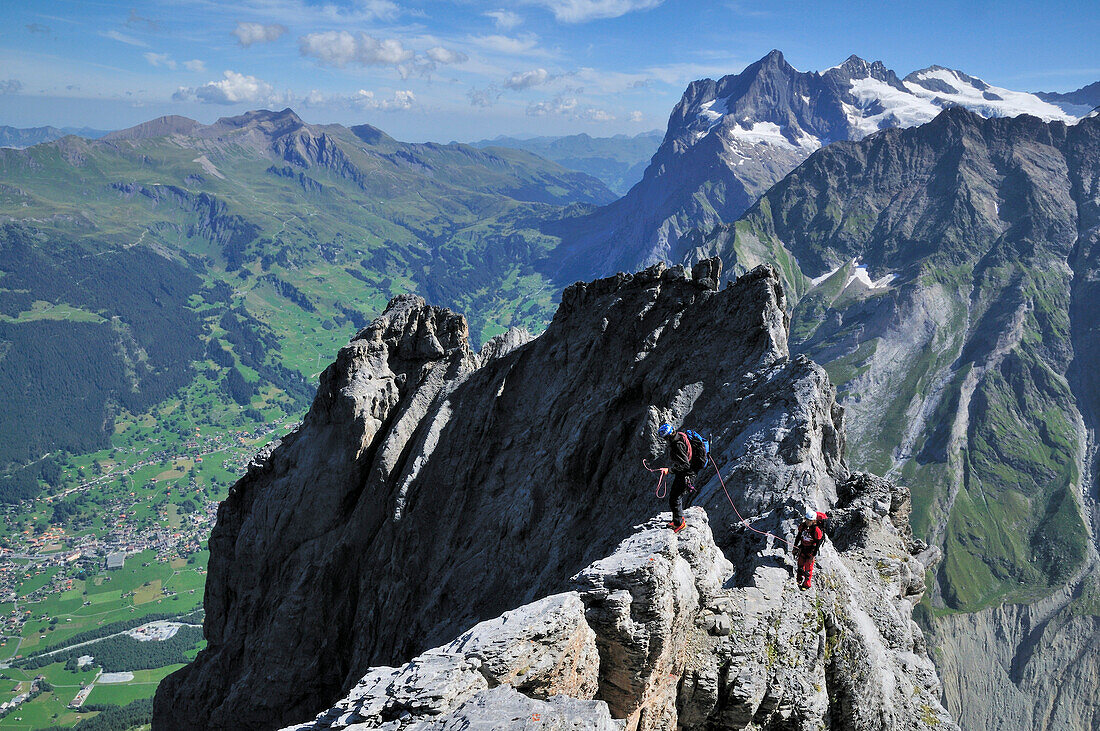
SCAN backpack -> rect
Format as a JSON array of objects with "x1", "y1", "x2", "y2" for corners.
[{"x1": 679, "y1": 430, "x2": 710, "y2": 472}]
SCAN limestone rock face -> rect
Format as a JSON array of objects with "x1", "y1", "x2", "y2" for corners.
[
  {"x1": 155, "y1": 259, "x2": 954, "y2": 730},
  {"x1": 287, "y1": 504, "x2": 953, "y2": 731}
]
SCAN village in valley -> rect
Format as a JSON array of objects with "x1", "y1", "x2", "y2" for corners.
[{"x1": 0, "y1": 406, "x2": 290, "y2": 728}]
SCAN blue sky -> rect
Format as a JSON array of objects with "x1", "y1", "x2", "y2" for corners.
[{"x1": 1, "y1": 0, "x2": 1097, "y2": 141}]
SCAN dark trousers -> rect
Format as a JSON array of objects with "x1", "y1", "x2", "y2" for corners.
[{"x1": 669, "y1": 473, "x2": 694, "y2": 524}]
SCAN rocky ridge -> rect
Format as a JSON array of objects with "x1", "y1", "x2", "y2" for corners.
[
  {"x1": 285, "y1": 501, "x2": 951, "y2": 731},
  {"x1": 696, "y1": 108, "x2": 1100, "y2": 730},
  {"x1": 155, "y1": 259, "x2": 955, "y2": 730}
]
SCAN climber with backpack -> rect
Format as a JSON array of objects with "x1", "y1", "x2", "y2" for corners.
[
  {"x1": 656, "y1": 423, "x2": 709, "y2": 532},
  {"x1": 794, "y1": 508, "x2": 827, "y2": 589}
]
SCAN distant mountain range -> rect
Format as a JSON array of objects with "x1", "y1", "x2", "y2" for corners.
[
  {"x1": 470, "y1": 130, "x2": 663, "y2": 196},
  {"x1": 1036, "y1": 80, "x2": 1100, "y2": 113},
  {"x1": 553, "y1": 50, "x2": 1094, "y2": 282},
  {"x1": 0, "y1": 125, "x2": 110, "y2": 148},
  {"x1": 0, "y1": 108, "x2": 612, "y2": 483}
]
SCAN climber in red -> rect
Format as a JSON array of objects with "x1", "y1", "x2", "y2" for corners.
[{"x1": 794, "y1": 508, "x2": 826, "y2": 589}]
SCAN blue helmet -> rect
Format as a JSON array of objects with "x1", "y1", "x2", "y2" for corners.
[
  {"x1": 658, "y1": 423, "x2": 674, "y2": 438},
  {"x1": 804, "y1": 508, "x2": 817, "y2": 521}
]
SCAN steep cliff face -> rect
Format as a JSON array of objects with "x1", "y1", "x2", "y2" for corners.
[
  {"x1": 698, "y1": 109, "x2": 1100, "y2": 729},
  {"x1": 155, "y1": 259, "x2": 954, "y2": 730}
]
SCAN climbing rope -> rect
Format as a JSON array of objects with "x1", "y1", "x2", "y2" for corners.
[
  {"x1": 644, "y1": 454, "x2": 793, "y2": 548},
  {"x1": 642, "y1": 458, "x2": 668, "y2": 498},
  {"x1": 707, "y1": 453, "x2": 794, "y2": 548}
]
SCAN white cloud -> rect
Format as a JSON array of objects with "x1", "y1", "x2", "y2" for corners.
[
  {"x1": 381, "y1": 90, "x2": 416, "y2": 110},
  {"x1": 355, "y1": 0, "x2": 400, "y2": 21},
  {"x1": 102, "y1": 30, "x2": 149, "y2": 47},
  {"x1": 503, "y1": 68, "x2": 550, "y2": 90},
  {"x1": 425, "y1": 47, "x2": 468, "y2": 65},
  {"x1": 174, "y1": 70, "x2": 280, "y2": 105},
  {"x1": 485, "y1": 10, "x2": 522, "y2": 29},
  {"x1": 525, "y1": 92, "x2": 614, "y2": 121},
  {"x1": 469, "y1": 34, "x2": 540, "y2": 55},
  {"x1": 629, "y1": 110, "x2": 644, "y2": 122},
  {"x1": 580, "y1": 107, "x2": 614, "y2": 121},
  {"x1": 144, "y1": 52, "x2": 178, "y2": 70},
  {"x1": 184, "y1": 59, "x2": 207, "y2": 73},
  {"x1": 234, "y1": 22, "x2": 287, "y2": 47},
  {"x1": 298, "y1": 88, "x2": 413, "y2": 112},
  {"x1": 529, "y1": 0, "x2": 663, "y2": 22},
  {"x1": 0, "y1": 79, "x2": 23, "y2": 95},
  {"x1": 527, "y1": 93, "x2": 577, "y2": 116},
  {"x1": 299, "y1": 31, "x2": 413, "y2": 67}
]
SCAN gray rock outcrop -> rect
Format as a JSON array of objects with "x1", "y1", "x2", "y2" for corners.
[
  {"x1": 286, "y1": 502, "x2": 952, "y2": 730},
  {"x1": 155, "y1": 259, "x2": 954, "y2": 730}
]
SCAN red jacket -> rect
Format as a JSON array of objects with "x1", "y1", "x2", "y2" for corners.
[{"x1": 796, "y1": 521, "x2": 824, "y2": 553}]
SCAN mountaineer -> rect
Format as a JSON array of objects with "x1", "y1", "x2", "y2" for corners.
[
  {"x1": 794, "y1": 508, "x2": 827, "y2": 589},
  {"x1": 656, "y1": 423, "x2": 709, "y2": 532}
]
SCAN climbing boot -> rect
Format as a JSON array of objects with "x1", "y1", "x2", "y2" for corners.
[{"x1": 668, "y1": 518, "x2": 687, "y2": 533}]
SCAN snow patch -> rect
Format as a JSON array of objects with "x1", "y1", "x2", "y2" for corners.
[
  {"x1": 903, "y1": 67, "x2": 1077, "y2": 123},
  {"x1": 810, "y1": 259, "x2": 894, "y2": 290},
  {"x1": 811, "y1": 263, "x2": 845, "y2": 286},
  {"x1": 690, "y1": 97, "x2": 729, "y2": 141},
  {"x1": 848, "y1": 260, "x2": 895, "y2": 290},
  {"x1": 726, "y1": 121, "x2": 821, "y2": 151},
  {"x1": 845, "y1": 77, "x2": 941, "y2": 136}
]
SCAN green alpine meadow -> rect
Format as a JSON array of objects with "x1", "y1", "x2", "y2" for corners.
[{"x1": 0, "y1": 109, "x2": 614, "y2": 490}]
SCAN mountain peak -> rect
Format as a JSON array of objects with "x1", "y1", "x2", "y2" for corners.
[
  {"x1": 212, "y1": 108, "x2": 305, "y2": 131},
  {"x1": 350, "y1": 123, "x2": 395, "y2": 146},
  {"x1": 102, "y1": 115, "x2": 200, "y2": 141}
]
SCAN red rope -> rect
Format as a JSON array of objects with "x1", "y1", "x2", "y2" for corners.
[
  {"x1": 642, "y1": 458, "x2": 667, "y2": 498},
  {"x1": 707, "y1": 453, "x2": 793, "y2": 548}
]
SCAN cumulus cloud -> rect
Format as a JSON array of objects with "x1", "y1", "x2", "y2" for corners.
[
  {"x1": 503, "y1": 68, "x2": 550, "y2": 90},
  {"x1": 144, "y1": 52, "x2": 178, "y2": 70},
  {"x1": 531, "y1": 0, "x2": 664, "y2": 22},
  {"x1": 630, "y1": 110, "x2": 644, "y2": 122},
  {"x1": 184, "y1": 59, "x2": 207, "y2": 73},
  {"x1": 425, "y1": 46, "x2": 468, "y2": 65},
  {"x1": 234, "y1": 22, "x2": 287, "y2": 47},
  {"x1": 298, "y1": 88, "x2": 414, "y2": 112},
  {"x1": 485, "y1": 10, "x2": 522, "y2": 29},
  {"x1": 381, "y1": 90, "x2": 416, "y2": 110},
  {"x1": 299, "y1": 31, "x2": 413, "y2": 67},
  {"x1": 173, "y1": 70, "x2": 280, "y2": 105},
  {"x1": 527, "y1": 93, "x2": 577, "y2": 116},
  {"x1": 0, "y1": 79, "x2": 23, "y2": 95},
  {"x1": 580, "y1": 107, "x2": 615, "y2": 121},
  {"x1": 469, "y1": 34, "x2": 540, "y2": 55},
  {"x1": 526, "y1": 92, "x2": 613, "y2": 121},
  {"x1": 25, "y1": 23, "x2": 51, "y2": 35},
  {"x1": 398, "y1": 46, "x2": 469, "y2": 80}
]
